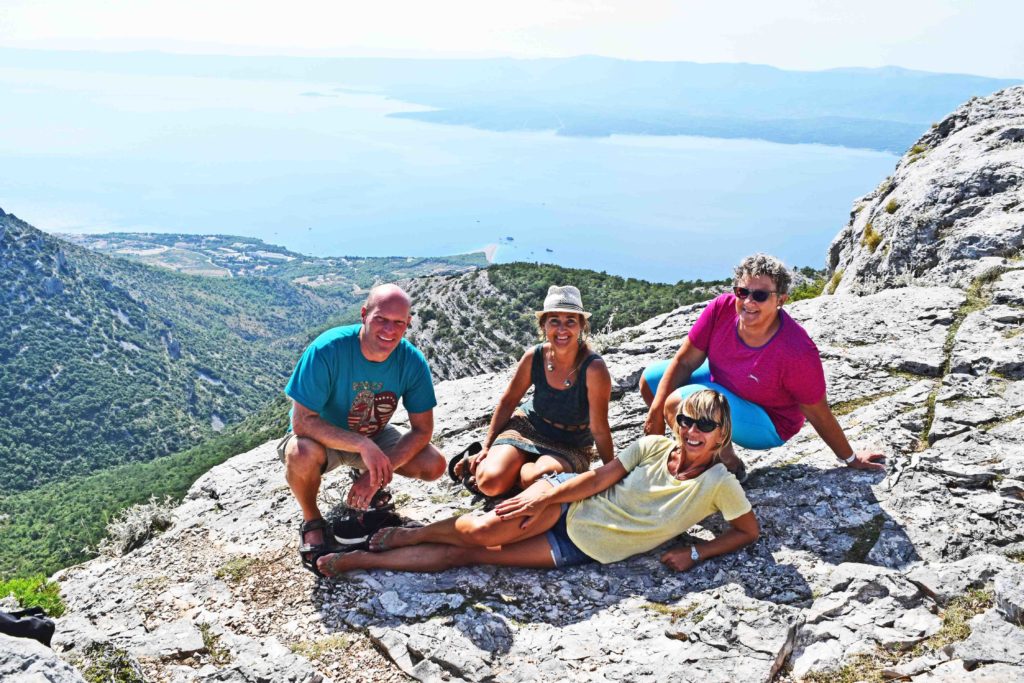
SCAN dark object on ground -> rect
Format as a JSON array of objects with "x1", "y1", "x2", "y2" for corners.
[
  {"x1": 332, "y1": 506, "x2": 403, "y2": 552},
  {"x1": 0, "y1": 607, "x2": 56, "y2": 648}
]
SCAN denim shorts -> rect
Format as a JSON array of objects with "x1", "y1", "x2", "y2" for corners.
[{"x1": 542, "y1": 473, "x2": 595, "y2": 568}]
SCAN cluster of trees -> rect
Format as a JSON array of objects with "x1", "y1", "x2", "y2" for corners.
[
  {"x1": 0, "y1": 397, "x2": 290, "y2": 579},
  {"x1": 404, "y1": 262, "x2": 732, "y2": 381},
  {"x1": 488, "y1": 262, "x2": 731, "y2": 334}
]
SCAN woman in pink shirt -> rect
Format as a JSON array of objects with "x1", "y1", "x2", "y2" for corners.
[{"x1": 641, "y1": 253, "x2": 885, "y2": 479}]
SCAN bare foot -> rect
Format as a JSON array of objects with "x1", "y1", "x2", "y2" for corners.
[
  {"x1": 316, "y1": 550, "x2": 365, "y2": 577},
  {"x1": 368, "y1": 526, "x2": 414, "y2": 552}
]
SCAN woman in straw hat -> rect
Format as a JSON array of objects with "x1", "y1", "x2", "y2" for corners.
[{"x1": 450, "y1": 285, "x2": 613, "y2": 501}]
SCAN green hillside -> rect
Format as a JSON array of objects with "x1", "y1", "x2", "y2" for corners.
[
  {"x1": 0, "y1": 209, "x2": 339, "y2": 492},
  {"x1": 0, "y1": 396, "x2": 290, "y2": 579}
]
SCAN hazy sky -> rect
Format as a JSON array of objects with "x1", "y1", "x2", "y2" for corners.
[{"x1": 1, "y1": 0, "x2": 1021, "y2": 78}]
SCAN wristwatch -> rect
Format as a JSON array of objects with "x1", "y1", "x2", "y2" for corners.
[
  {"x1": 690, "y1": 544, "x2": 700, "y2": 562},
  {"x1": 838, "y1": 452, "x2": 856, "y2": 466}
]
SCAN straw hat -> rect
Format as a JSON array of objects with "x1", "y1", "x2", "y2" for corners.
[{"x1": 535, "y1": 285, "x2": 592, "y2": 320}]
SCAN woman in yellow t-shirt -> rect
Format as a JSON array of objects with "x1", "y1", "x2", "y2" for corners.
[{"x1": 315, "y1": 390, "x2": 760, "y2": 576}]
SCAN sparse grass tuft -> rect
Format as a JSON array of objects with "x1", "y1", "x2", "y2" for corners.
[
  {"x1": 831, "y1": 389, "x2": 901, "y2": 417},
  {"x1": 919, "y1": 589, "x2": 993, "y2": 651},
  {"x1": 78, "y1": 643, "x2": 145, "y2": 683},
  {"x1": 909, "y1": 144, "x2": 927, "y2": 155},
  {"x1": 643, "y1": 598, "x2": 708, "y2": 626},
  {"x1": 826, "y1": 269, "x2": 844, "y2": 295},
  {"x1": 861, "y1": 222, "x2": 883, "y2": 253},
  {"x1": 801, "y1": 653, "x2": 888, "y2": 683},
  {"x1": 215, "y1": 556, "x2": 258, "y2": 583},
  {"x1": 0, "y1": 575, "x2": 65, "y2": 616},
  {"x1": 290, "y1": 634, "x2": 352, "y2": 660},
  {"x1": 199, "y1": 622, "x2": 232, "y2": 665},
  {"x1": 885, "y1": 198, "x2": 900, "y2": 214}
]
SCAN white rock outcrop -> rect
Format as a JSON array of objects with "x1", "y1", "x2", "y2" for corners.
[{"x1": 828, "y1": 86, "x2": 1024, "y2": 294}]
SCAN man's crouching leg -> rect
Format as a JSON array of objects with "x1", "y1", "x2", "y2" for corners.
[
  {"x1": 394, "y1": 443, "x2": 446, "y2": 482},
  {"x1": 283, "y1": 436, "x2": 329, "y2": 545}
]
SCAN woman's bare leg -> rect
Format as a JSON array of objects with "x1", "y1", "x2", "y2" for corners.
[
  {"x1": 639, "y1": 375, "x2": 655, "y2": 406},
  {"x1": 519, "y1": 455, "x2": 572, "y2": 488},
  {"x1": 473, "y1": 444, "x2": 528, "y2": 497},
  {"x1": 372, "y1": 494, "x2": 563, "y2": 551},
  {"x1": 318, "y1": 532, "x2": 558, "y2": 576}
]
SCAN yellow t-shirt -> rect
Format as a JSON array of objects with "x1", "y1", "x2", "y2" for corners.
[{"x1": 566, "y1": 435, "x2": 752, "y2": 564}]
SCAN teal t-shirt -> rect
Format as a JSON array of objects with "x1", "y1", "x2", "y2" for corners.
[{"x1": 284, "y1": 324, "x2": 437, "y2": 436}]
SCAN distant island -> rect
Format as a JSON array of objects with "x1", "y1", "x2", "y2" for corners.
[{"x1": 0, "y1": 49, "x2": 1017, "y2": 152}]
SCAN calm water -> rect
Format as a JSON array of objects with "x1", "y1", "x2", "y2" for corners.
[{"x1": 0, "y1": 66, "x2": 897, "y2": 282}]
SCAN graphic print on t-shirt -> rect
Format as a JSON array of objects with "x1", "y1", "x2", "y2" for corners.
[{"x1": 347, "y1": 382, "x2": 397, "y2": 436}]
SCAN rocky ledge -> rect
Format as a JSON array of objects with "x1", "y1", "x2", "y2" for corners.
[
  {"x1": 46, "y1": 262, "x2": 1024, "y2": 681},
  {"x1": 828, "y1": 85, "x2": 1024, "y2": 294}
]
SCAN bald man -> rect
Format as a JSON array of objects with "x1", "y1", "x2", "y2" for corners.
[{"x1": 278, "y1": 284, "x2": 445, "y2": 574}]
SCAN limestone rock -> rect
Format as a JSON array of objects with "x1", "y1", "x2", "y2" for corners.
[
  {"x1": 131, "y1": 620, "x2": 205, "y2": 659},
  {"x1": 0, "y1": 632, "x2": 86, "y2": 682},
  {"x1": 995, "y1": 564, "x2": 1024, "y2": 626},
  {"x1": 827, "y1": 86, "x2": 1024, "y2": 294},
  {"x1": 911, "y1": 660, "x2": 1024, "y2": 682},
  {"x1": 906, "y1": 555, "x2": 1010, "y2": 605},
  {"x1": 955, "y1": 608, "x2": 1024, "y2": 667}
]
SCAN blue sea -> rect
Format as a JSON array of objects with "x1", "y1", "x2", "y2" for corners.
[{"x1": 0, "y1": 66, "x2": 897, "y2": 282}]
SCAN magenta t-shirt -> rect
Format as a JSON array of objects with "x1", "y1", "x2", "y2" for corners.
[{"x1": 688, "y1": 293, "x2": 827, "y2": 441}]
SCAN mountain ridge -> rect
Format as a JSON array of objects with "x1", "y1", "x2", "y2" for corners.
[{"x1": 1, "y1": 48, "x2": 1018, "y2": 152}]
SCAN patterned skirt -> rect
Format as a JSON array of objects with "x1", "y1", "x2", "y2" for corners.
[{"x1": 491, "y1": 411, "x2": 597, "y2": 473}]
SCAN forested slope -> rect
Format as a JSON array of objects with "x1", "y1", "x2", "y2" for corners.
[
  {"x1": 0, "y1": 209, "x2": 337, "y2": 492},
  {"x1": 403, "y1": 262, "x2": 731, "y2": 380}
]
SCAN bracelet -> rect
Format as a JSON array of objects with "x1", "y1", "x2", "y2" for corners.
[{"x1": 838, "y1": 452, "x2": 856, "y2": 465}]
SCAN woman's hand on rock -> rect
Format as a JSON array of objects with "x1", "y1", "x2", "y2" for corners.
[
  {"x1": 660, "y1": 546, "x2": 696, "y2": 573},
  {"x1": 848, "y1": 450, "x2": 886, "y2": 471}
]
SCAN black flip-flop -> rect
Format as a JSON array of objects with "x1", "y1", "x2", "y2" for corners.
[{"x1": 446, "y1": 441, "x2": 482, "y2": 483}]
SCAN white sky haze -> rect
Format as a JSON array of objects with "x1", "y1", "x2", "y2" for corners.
[{"x1": 0, "y1": 0, "x2": 1021, "y2": 77}]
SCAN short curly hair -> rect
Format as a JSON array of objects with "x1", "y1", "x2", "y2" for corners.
[{"x1": 733, "y1": 253, "x2": 792, "y2": 295}]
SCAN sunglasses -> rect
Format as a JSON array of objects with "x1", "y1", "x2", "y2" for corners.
[
  {"x1": 676, "y1": 413, "x2": 720, "y2": 433},
  {"x1": 733, "y1": 286, "x2": 777, "y2": 303}
]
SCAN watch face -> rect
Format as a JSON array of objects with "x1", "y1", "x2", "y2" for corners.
[{"x1": 690, "y1": 546, "x2": 699, "y2": 561}]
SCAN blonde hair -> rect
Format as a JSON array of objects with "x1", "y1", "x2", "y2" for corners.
[{"x1": 676, "y1": 389, "x2": 733, "y2": 454}]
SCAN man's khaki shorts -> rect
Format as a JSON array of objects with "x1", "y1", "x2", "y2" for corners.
[{"x1": 276, "y1": 424, "x2": 404, "y2": 474}]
